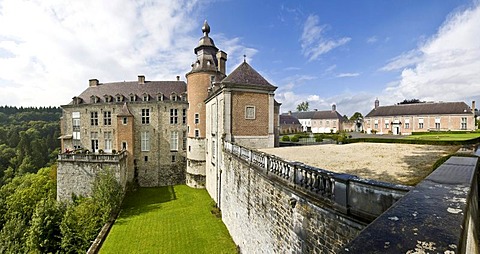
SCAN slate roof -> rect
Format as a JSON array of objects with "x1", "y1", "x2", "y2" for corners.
[
  {"x1": 222, "y1": 62, "x2": 276, "y2": 90},
  {"x1": 69, "y1": 80, "x2": 186, "y2": 105},
  {"x1": 365, "y1": 102, "x2": 473, "y2": 117},
  {"x1": 289, "y1": 110, "x2": 344, "y2": 120},
  {"x1": 280, "y1": 114, "x2": 300, "y2": 125}
]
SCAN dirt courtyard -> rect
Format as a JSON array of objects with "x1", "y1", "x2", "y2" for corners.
[{"x1": 260, "y1": 143, "x2": 459, "y2": 186}]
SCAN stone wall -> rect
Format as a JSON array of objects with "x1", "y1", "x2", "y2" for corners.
[
  {"x1": 342, "y1": 156, "x2": 479, "y2": 253},
  {"x1": 57, "y1": 153, "x2": 127, "y2": 202},
  {"x1": 220, "y1": 151, "x2": 365, "y2": 253}
]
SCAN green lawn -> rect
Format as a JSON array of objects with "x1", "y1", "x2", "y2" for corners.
[
  {"x1": 404, "y1": 133, "x2": 480, "y2": 141},
  {"x1": 100, "y1": 185, "x2": 237, "y2": 254}
]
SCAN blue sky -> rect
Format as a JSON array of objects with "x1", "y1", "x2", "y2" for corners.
[{"x1": 0, "y1": 0, "x2": 479, "y2": 116}]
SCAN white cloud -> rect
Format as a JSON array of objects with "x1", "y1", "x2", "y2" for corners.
[
  {"x1": 379, "y1": 3, "x2": 480, "y2": 105},
  {"x1": 336, "y1": 72, "x2": 360, "y2": 78},
  {"x1": 366, "y1": 36, "x2": 378, "y2": 44},
  {"x1": 300, "y1": 14, "x2": 351, "y2": 61},
  {"x1": 215, "y1": 35, "x2": 258, "y2": 70},
  {"x1": 0, "y1": 0, "x2": 254, "y2": 107}
]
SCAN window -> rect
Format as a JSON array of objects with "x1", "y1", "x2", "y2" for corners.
[
  {"x1": 212, "y1": 139, "x2": 216, "y2": 160},
  {"x1": 144, "y1": 156, "x2": 148, "y2": 162},
  {"x1": 122, "y1": 142, "x2": 127, "y2": 150},
  {"x1": 418, "y1": 118, "x2": 424, "y2": 129},
  {"x1": 104, "y1": 131, "x2": 112, "y2": 152},
  {"x1": 385, "y1": 119, "x2": 390, "y2": 129},
  {"x1": 116, "y1": 95, "x2": 123, "y2": 102},
  {"x1": 326, "y1": 121, "x2": 329, "y2": 126},
  {"x1": 143, "y1": 94, "x2": 149, "y2": 101},
  {"x1": 90, "y1": 112, "x2": 98, "y2": 126},
  {"x1": 374, "y1": 119, "x2": 378, "y2": 129},
  {"x1": 103, "y1": 111, "x2": 111, "y2": 125},
  {"x1": 194, "y1": 113, "x2": 199, "y2": 124},
  {"x1": 194, "y1": 129, "x2": 200, "y2": 138},
  {"x1": 405, "y1": 119, "x2": 410, "y2": 129},
  {"x1": 130, "y1": 94, "x2": 136, "y2": 102},
  {"x1": 170, "y1": 109, "x2": 178, "y2": 124},
  {"x1": 122, "y1": 117, "x2": 128, "y2": 125},
  {"x1": 245, "y1": 106, "x2": 255, "y2": 119},
  {"x1": 182, "y1": 109, "x2": 187, "y2": 124},
  {"x1": 91, "y1": 132, "x2": 99, "y2": 152},
  {"x1": 182, "y1": 131, "x2": 187, "y2": 150},
  {"x1": 142, "y1": 109, "x2": 150, "y2": 124},
  {"x1": 73, "y1": 113, "x2": 81, "y2": 149},
  {"x1": 141, "y1": 131, "x2": 150, "y2": 151},
  {"x1": 171, "y1": 155, "x2": 176, "y2": 163},
  {"x1": 170, "y1": 131, "x2": 178, "y2": 151},
  {"x1": 461, "y1": 117, "x2": 467, "y2": 130}
]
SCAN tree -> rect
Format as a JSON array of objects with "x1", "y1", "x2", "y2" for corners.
[
  {"x1": 296, "y1": 101, "x2": 309, "y2": 112},
  {"x1": 26, "y1": 199, "x2": 64, "y2": 253},
  {"x1": 349, "y1": 112, "x2": 364, "y2": 121},
  {"x1": 91, "y1": 169, "x2": 124, "y2": 221},
  {"x1": 398, "y1": 99, "x2": 423, "y2": 105}
]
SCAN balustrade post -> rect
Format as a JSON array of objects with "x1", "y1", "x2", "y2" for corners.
[
  {"x1": 332, "y1": 174, "x2": 351, "y2": 214},
  {"x1": 264, "y1": 156, "x2": 268, "y2": 174}
]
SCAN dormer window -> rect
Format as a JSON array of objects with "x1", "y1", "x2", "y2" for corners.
[
  {"x1": 90, "y1": 95, "x2": 100, "y2": 104},
  {"x1": 103, "y1": 95, "x2": 112, "y2": 103},
  {"x1": 142, "y1": 93, "x2": 149, "y2": 102},
  {"x1": 181, "y1": 93, "x2": 187, "y2": 101},
  {"x1": 115, "y1": 94, "x2": 123, "y2": 102},
  {"x1": 72, "y1": 96, "x2": 83, "y2": 105},
  {"x1": 129, "y1": 94, "x2": 136, "y2": 102},
  {"x1": 157, "y1": 93, "x2": 164, "y2": 101},
  {"x1": 170, "y1": 93, "x2": 177, "y2": 101}
]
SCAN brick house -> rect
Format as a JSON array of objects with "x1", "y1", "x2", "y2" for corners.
[{"x1": 364, "y1": 99, "x2": 476, "y2": 135}]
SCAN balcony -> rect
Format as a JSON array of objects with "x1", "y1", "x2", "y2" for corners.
[{"x1": 58, "y1": 150, "x2": 127, "y2": 162}]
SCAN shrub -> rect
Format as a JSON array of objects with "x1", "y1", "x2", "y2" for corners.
[
  {"x1": 281, "y1": 136, "x2": 290, "y2": 141},
  {"x1": 291, "y1": 136, "x2": 299, "y2": 142}
]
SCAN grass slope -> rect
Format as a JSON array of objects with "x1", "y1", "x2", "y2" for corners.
[
  {"x1": 100, "y1": 185, "x2": 237, "y2": 254},
  {"x1": 405, "y1": 133, "x2": 480, "y2": 141}
]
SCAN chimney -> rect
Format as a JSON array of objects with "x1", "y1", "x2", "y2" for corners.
[
  {"x1": 288, "y1": 111, "x2": 292, "y2": 115},
  {"x1": 472, "y1": 101, "x2": 476, "y2": 112},
  {"x1": 138, "y1": 75, "x2": 145, "y2": 84},
  {"x1": 89, "y1": 79, "x2": 99, "y2": 87},
  {"x1": 332, "y1": 104, "x2": 336, "y2": 111},
  {"x1": 314, "y1": 109, "x2": 318, "y2": 111},
  {"x1": 375, "y1": 98, "x2": 380, "y2": 109},
  {"x1": 217, "y1": 50, "x2": 227, "y2": 75},
  {"x1": 176, "y1": 76, "x2": 180, "y2": 81}
]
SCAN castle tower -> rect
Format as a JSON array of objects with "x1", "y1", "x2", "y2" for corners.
[{"x1": 186, "y1": 21, "x2": 227, "y2": 188}]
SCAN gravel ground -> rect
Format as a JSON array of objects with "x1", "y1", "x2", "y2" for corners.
[{"x1": 260, "y1": 143, "x2": 458, "y2": 186}]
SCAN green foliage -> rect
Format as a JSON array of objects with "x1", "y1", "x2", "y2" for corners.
[
  {"x1": 26, "y1": 199, "x2": 64, "y2": 253},
  {"x1": 296, "y1": 101, "x2": 309, "y2": 112},
  {"x1": 0, "y1": 106, "x2": 61, "y2": 186},
  {"x1": 349, "y1": 112, "x2": 363, "y2": 121},
  {"x1": 290, "y1": 136, "x2": 299, "y2": 142},
  {"x1": 60, "y1": 198, "x2": 104, "y2": 253},
  {"x1": 281, "y1": 135, "x2": 290, "y2": 141},
  {"x1": 91, "y1": 169, "x2": 124, "y2": 222}
]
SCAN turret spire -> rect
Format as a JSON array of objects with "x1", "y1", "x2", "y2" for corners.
[{"x1": 202, "y1": 20, "x2": 210, "y2": 36}]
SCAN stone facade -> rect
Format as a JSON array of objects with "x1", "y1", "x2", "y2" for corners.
[
  {"x1": 56, "y1": 152, "x2": 128, "y2": 201},
  {"x1": 220, "y1": 151, "x2": 364, "y2": 253},
  {"x1": 59, "y1": 79, "x2": 188, "y2": 193}
]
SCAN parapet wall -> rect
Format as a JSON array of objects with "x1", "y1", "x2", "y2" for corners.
[
  {"x1": 342, "y1": 156, "x2": 479, "y2": 253},
  {"x1": 57, "y1": 152, "x2": 128, "y2": 201},
  {"x1": 220, "y1": 141, "x2": 411, "y2": 252}
]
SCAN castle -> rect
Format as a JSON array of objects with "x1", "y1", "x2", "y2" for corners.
[{"x1": 57, "y1": 21, "x2": 279, "y2": 200}]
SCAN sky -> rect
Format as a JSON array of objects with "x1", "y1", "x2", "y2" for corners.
[{"x1": 0, "y1": 0, "x2": 479, "y2": 116}]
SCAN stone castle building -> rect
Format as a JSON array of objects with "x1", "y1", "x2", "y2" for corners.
[{"x1": 57, "y1": 21, "x2": 278, "y2": 200}]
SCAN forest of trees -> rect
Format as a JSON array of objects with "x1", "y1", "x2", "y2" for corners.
[
  {"x1": 0, "y1": 106, "x2": 61, "y2": 185},
  {"x1": 0, "y1": 106, "x2": 123, "y2": 253}
]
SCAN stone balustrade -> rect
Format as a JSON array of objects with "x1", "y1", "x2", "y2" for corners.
[
  {"x1": 58, "y1": 151, "x2": 127, "y2": 163},
  {"x1": 224, "y1": 140, "x2": 411, "y2": 221}
]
